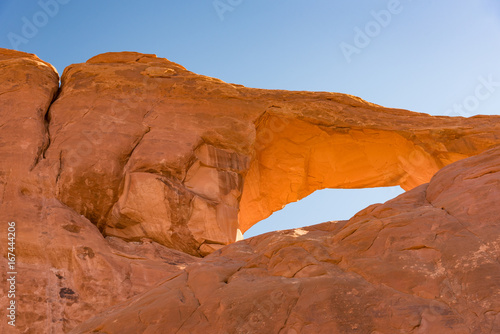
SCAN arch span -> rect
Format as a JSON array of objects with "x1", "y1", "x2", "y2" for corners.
[
  {"x1": 243, "y1": 186, "x2": 404, "y2": 238},
  {"x1": 40, "y1": 52, "x2": 500, "y2": 255},
  {"x1": 239, "y1": 112, "x2": 495, "y2": 232}
]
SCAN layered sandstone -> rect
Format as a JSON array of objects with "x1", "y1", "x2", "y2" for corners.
[{"x1": 0, "y1": 48, "x2": 499, "y2": 333}]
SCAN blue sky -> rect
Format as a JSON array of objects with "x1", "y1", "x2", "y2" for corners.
[{"x1": 1, "y1": 1, "x2": 499, "y2": 237}]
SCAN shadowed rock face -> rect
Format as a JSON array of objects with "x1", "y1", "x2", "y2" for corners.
[{"x1": 0, "y1": 48, "x2": 499, "y2": 333}]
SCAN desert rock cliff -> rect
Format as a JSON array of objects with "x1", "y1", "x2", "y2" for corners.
[{"x1": 0, "y1": 48, "x2": 499, "y2": 333}]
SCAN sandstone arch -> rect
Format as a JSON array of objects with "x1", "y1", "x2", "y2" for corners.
[
  {"x1": 239, "y1": 110, "x2": 500, "y2": 232},
  {"x1": 2, "y1": 49, "x2": 500, "y2": 332},
  {"x1": 6, "y1": 50, "x2": 499, "y2": 256},
  {"x1": 240, "y1": 113, "x2": 435, "y2": 232}
]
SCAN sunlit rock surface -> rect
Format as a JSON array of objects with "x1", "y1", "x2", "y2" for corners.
[
  {"x1": 73, "y1": 146, "x2": 500, "y2": 333},
  {"x1": 0, "y1": 48, "x2": 499, "y2": 332}
]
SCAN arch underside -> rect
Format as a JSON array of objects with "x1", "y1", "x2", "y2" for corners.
[{"x1": 239, "y1": 113, "x2": 474, "y2": 233}]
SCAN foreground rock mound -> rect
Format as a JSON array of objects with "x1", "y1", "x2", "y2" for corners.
[{"x1": 0, "y1": 48, "x2": 499, "y2": 332}]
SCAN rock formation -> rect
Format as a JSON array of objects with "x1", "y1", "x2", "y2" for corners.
[
  {"x1": 72, "y1": 146, "x2": 500, "y2": 333},
  {"x1": 0, "y1": 48, "x2": 499, "y2": 333}
]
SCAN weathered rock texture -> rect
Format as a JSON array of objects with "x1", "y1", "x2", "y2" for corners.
[
  {"x1": 0, "y1": 48, "x2": 499, "y2": 333},
  {"x1": 72, "y1": 146, "x2": 500, "y2": 333}
]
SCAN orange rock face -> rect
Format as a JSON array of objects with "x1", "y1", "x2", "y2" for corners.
[
  {"x1": 0, "y1": 48, "x2": 499, "y2": 333},
  {"x1": 72, "y1": 146, "x2": 500, "y2": 333}
]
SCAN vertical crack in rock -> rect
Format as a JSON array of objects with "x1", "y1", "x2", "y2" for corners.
[
  {"x1": 97, "y1": 126, "x2": 153, "y2": 235},
  {"x1": 176, "y1": 275, "x2": 202, "y2": 333},
  {"x1": 29, "y1": 107, "x2": 51, "y2": 171},
  {"x1": 30, "y1": 84, "x2": 60, "y2": 171},
  {"x1": 123, "y1": 126, "x2": 152, "y2": 169},
  {"x1": 55, "y1": 150, "x2": 63, "y2": 184},
  {"x1": 277, "y1": 290, "x2": 301, "y2": 333}
]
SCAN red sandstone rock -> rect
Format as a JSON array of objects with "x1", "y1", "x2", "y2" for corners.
[
  {"x1": 40, "y1": 51, "x2": 500, "y2": 253},
  {"x1": 0, "y1": 50, "x2": 198, "y2": 333},
  {"x1": 0, "y1": 48, "x2": 499, "y2": 332},
  {"x1": 71, "y1": 146, "x2": 500, "y2": 333},
  {"x1": 0, "y1": 196, "x2": 197, "y2": 332}
]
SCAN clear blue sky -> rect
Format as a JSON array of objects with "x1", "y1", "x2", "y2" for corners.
[{"x1": 1, "y1": 1, "x2": 499, "y2": 237}]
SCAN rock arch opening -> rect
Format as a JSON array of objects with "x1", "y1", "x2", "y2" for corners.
[
  {"x1": 243, "y1": 186, "x2": 404, "y2": 238},
  {"x1": 238, "y1": 112, "x2": 443, "y2": 234}
]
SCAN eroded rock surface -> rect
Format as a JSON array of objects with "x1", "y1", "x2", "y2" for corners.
[
  {"x1": 72, "y1": 146, "x2": 500, "y2": 333},
  {"x1": 37, "y1": 50, "x2": 500, "y2": 250},
  {"x1": 0, "y1": 196, "x2": 197, "y2": 333},
  {"x1": 0, "y1": 50, "x2": 198, "y2": 333},
  {"x1": 0, "y1": 48, "x2": 499, "y2": 333}
]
